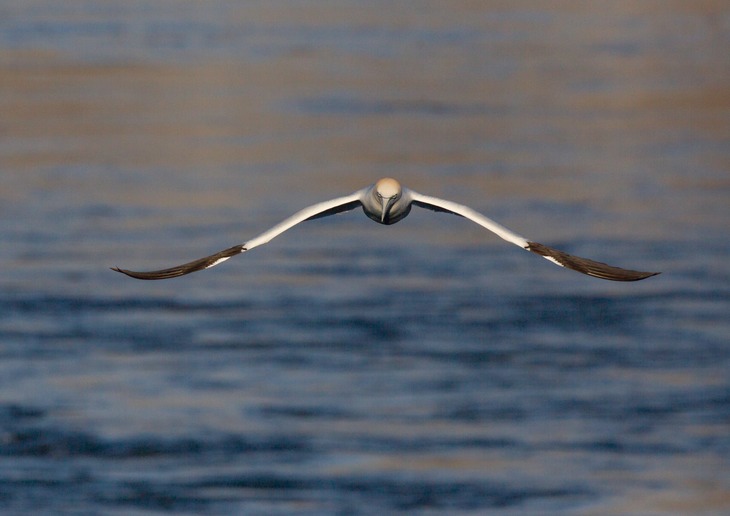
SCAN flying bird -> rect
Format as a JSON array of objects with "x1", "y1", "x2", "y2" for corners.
[{"x1": 112, "y1": 177, "x2": 659, "y2": 281}]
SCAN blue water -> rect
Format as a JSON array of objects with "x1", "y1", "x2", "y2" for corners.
[{"x1": 1, "y1": 2, "x2": 729, "y2": 515}]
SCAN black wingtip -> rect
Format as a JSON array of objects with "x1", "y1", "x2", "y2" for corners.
[
  {"x1": 111, "y1": 266, "x2": 182, "y2": 280},
  {"x1": 526, "y1": 241, "x2": 660, "y2": 282},
  {"x1": 111, "y1": 245, "x2": 246, "y2": 280}
]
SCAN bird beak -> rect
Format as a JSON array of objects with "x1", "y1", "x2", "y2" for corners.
[{"x1": 381, "y1": 196, "x2": 396, "y2": 223}]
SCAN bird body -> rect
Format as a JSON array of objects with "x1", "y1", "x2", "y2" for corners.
[
  {"x1": 361, "y1": 177, "x2": 411, "y2": 224},
  {"x1": 113, "y1": 178, "x2": 659, "y2": 281}
]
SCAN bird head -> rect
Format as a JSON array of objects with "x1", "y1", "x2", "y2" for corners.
[{"x1": 374, "y1": 177, "x2": 402, "y2": 223}]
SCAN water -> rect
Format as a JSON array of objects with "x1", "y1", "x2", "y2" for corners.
[{"x1": 1, "y1": 2, "x2": 729, "y2": 514}]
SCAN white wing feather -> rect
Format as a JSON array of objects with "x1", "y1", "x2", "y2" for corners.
[
  {"x1": 112, "y1": 191, "x2": 363, "y2": 279},
  {"x1": 409, "y1": 190, "x2": 659, "y2": 281}
]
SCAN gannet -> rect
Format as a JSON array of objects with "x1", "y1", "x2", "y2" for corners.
[{"x1": 112, "y1": 178, "x2": 659, "y2": 281}]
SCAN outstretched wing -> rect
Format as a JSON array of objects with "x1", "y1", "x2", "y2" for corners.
[
  {"x1": 410, "y1": 191, "x2": 659, "y2": 281},
  {"x1": 113, "y1": 192, "x2": 364, "y2": 280}
]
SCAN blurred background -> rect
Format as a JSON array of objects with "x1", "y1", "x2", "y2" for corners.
[{"x1": 1, "y1": 1, "x2": 728, "y2": 514}]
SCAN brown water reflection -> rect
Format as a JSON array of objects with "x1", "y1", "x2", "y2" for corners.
[{"x1": 2, "y1": 3, "x2": 728, "y2": 235}]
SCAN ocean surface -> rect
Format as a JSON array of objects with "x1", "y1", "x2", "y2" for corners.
[{"x1": 1, "y1": 2, "x2": 729, "y2": 514}]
